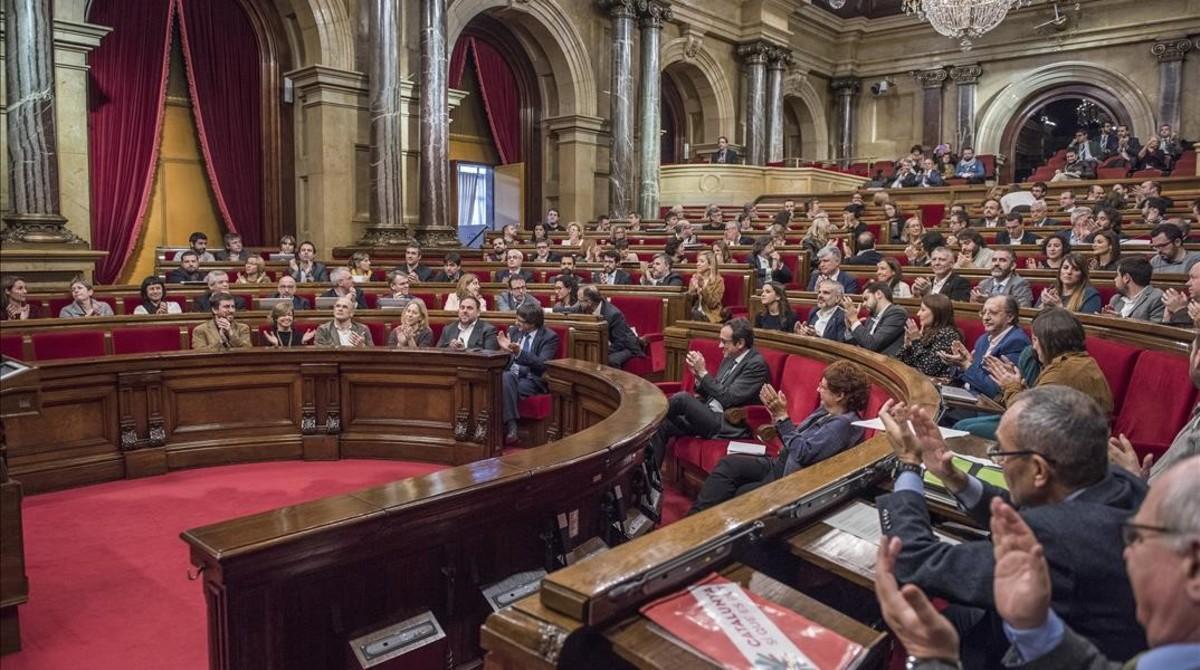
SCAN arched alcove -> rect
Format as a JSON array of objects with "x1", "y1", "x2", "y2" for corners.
[
  {"x1": 1001, "y1": 92, "x2": 1126, "y2": 183},
  {"x1": 660, "y1": 37, "x2": 735, "y2": 143},
  {"x1": 781, "y1": 72, "x2": 830, "y2": 161}
]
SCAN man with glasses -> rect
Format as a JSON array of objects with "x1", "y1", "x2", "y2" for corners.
[
  {"x1": 1149, "y1": 223, "x2": 1200, "y2": 274},
  {"x1": 875, "y1": 385, "x2": 1148, "y2": 668}
]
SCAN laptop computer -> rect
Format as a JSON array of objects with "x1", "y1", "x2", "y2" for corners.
[
  {"x1": 377, "y1": 297, "x2": 413, "y2": 309},
  {"x1": 314, "y1": 296, "x2": 341, "y2": 309},
  {"x1": 256, "y1": 297, "x2": 293, "y2": 310}
]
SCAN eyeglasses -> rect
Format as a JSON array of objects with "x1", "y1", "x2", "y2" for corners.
[
  {"x1": 1120, "y1": 522, "x2": 1180, "y2": 547},
  {"x1": 985, "y1": 446, "x2": 1056, "y2": 465}
]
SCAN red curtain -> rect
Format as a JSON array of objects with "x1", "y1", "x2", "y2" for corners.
[
  {"x1": 86, "y1": 0, "x2": 175, "y2": 284},
  {"x1": 448, "y1": 36, "x2": 521, "y2": 165},
  {"x1": 177, "y1": 0, "x2": 263, "y2": 246}
]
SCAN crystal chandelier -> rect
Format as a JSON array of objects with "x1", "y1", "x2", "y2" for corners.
[{"x1": 902, "y1": 0, "x2": 1032, "y2": 50}]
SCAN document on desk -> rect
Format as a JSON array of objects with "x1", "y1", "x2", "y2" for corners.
[
  {"x1": 852, "y1": 418, "x2": 969, "y2": 439},
  {"x1": 814, "y1": 501, "x2": 962, "y2": 576}
]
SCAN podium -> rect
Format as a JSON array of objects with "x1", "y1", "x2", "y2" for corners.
[{"x1": 0, "y1": 357, "x2": 40, "y2": 655}]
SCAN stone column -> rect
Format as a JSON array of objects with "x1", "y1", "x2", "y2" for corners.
[
  {"x1": 765, "y1": 48, "x2": 792, "y2": 164},
  {"x1": 416, "y1": 0, "x2": 456, "y2": 246},
  {"x1": 359, "y1": 0, "x2": 407, "y2": 246},
  {"x1": 1150, "y1": 38, "x2": 1193, "y2": 133},
  {"x1": 599, "y1": 0, "x2": 636, "y2": 219},
  {"x1": 912, "y1": 67, "x2": 948, "y2": 150},
  {"x1": 635, "y1": 0, "x2": 671, "y2": 220},
  {"x1": 949, "y1": 64, "x2": 981, "y2": 150},
  {"x1": 3, "y1": 0, "x2": 80, "y2": 243},
  {"x1": 738, "y1": 41, "x2": 771, "y2": 166},
  {"x1": 830, "y1": 76, "x2": 860, "y2": 166}
]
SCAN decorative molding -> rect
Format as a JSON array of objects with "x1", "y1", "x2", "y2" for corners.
[
  {"x1": 737, "y1": 39, "x2": 775, "y2": 64},
  {"x1": 1150, "y1": 37, "x2": 1193, "y2": 63},
  {"x1": 472, "y1": 409, "x2": 490, "y2": 444},
  {"x1": 453, "y1": 408, "x2": 471, "y2": 441},
  {"x1": 912, "y1": 67, "x2": 948, "y2": 89},
  {"x1": 636, "y1": 0, "x2": 673, "y2": 28},
  {"x1": 301, "y1": 412, "x2": 318, "y2": 435},
  {"x1": 596, "y1": 0, "x2": 636, "y2": 19},
  {"x1": 830, "y1": 76, "x2": 861, "y2": 95},
  {"x1": 949, "y1": 64, "x2": 982, "y2": 84}
]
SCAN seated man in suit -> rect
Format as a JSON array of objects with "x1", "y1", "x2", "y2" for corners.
[
  {"x1": 875, "y1": 387, "x2": 1149, "y2": 667},
  {"x1": 711, "y1": 135, "x2": 737, "y2": 164},
  {"x1": 748, "y1": 236, "x2": 794, "y2": 286},
  {"x1": 167, "y1": 250, "x2": 205, "y2": 283},
  {"x1": 912, "y1": 247, "x2": 972, "y2": 302},
  {"x1": 591, "y1": 249, "x2": 633, "y2": 285},
  {"x1": 577, "y1": 284, "x2": 644, "y2": 368},
  {"x1": 432, "y1": 252, "x2": 464, "y2": 283},
  {"x1": 213, "y1": 233, "x2": 249, "y2": 262},
  {"x1": 1105, "y1": 256, "x2": 1165, "y2": 322},
  {"x1": 842, "y1": 281, "x2": 907, "y2": 356},
  {"x1": 289, "y1": 240, "x2": 329, "y2": 283},
  {"x1": 977, "y1": 198, "x2": 1004, "y2": 229},
  {"x1": 890, "y1": 159, "x2": 921, "y2": 188},
  {"x1": 918, "y1": 157, "x2": 945, "y2": 187},
  {"x1": 321, "y1": 268, "x2": 368, "y2": 309},
  {"x1": 314, "y1": 295, "x2": 373, "y2": 347},
  {"x1": 806, "y1": 246, "x2": 859, "y2": 294},
  {"x1": 191, "y1": 292, "x2": 251, "y2": 352},
  {"x1": 193, "y1": 271, "x2": 247, "y2": 312},
  {"x1": 723, "y1": 220, "x2": 754, "y2": 247},
  {"x1": 1051, "y1": 150, "x2": 1096, "y2": 181},
  {"x1": 495, "y1": 249, "x2": 534, "y2": 284},
  {"x1": 843, "y1": 232, "x2": 883, "y2": 266},
  {"x1": 393, "y1": 243, "x2": 433, "y2": 282},
  {"x1": 970, "y1": 248, "x2": 1034, "y2": 307},
  {"x1": 996, "y1": 211, "x2": 1040, "y2": 245},
  {"x1": 531, "y1": 239, "x2": 561, "y2": 264},
  {"x1": 940, "y1": 295, "x2": 1029, "y2": 402},
  {"x1": 640, "y1": 253, "x2": 685, "y2": 287},
  {"x1": 497, "y1": 303, "x2": 560, "y2": 445},
  {"x1": 188, "y1": 231, "x2": 216, "y2": 262},
  {"x1": 795, "y1": 279, "x2": 847, "y2": 342},
  {"x1": 436, "y1": 295, "x2": 499, "y2": 351},
  {"x1": 273, "y1": 275, "x2": 312, "y2": 310},
  {"x1": 1161, "y1": 261, "x2": 1200, "y2": 326},
  {"x1": 645, "y1": 318, "x2": 769, "y2": 474},
  {"x1": 1029, "y1": 200, "x2": 1058, "y2": 228},
  {"x1": 495, "y1": 275, "x2": 543, "y2": 312}
]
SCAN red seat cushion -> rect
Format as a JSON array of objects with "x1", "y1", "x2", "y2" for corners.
[
  {"x1": 610, "y1": 295, "x2": 664, "y2": 339},
  {"x1": 1084, "y1": 338, "x2": 1141, "y2": 412},
  {"x1": 112, "y1": 326, "x2": 183, "y2": 355},
  {"x1": 956, "y1": 318, "x2": 986, "y2": 347},
  {"x1": 778, "y1": 355, "x2": 829, "y2": 418},
  {"x1": 1, "y1": 335, "x2": 25, "y2": 360},
  {"x1": 365, "y1": 322, "x2": 386, "y2": 345},
  {"x1": 678, "y1": 338, "x2": 724, "y2": 393},
  {"x1": 32, "y1": 330, "x2": 106, "y2": 361},
  {"x1": 1113, "y1": 351, "x2": 1198, "y2": 459},
  {"x1": 672, "y1": 437, "x2": 735, "y2": 474},
  {"x1": 517, "y1": 394, "x2": 553, "y2": 420},
  {"x1": 760, "y1": 348, "x2": 789, "y2": 388}
]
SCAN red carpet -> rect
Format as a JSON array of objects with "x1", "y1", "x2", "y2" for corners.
[{"x1": 5, "y1": 459, "x2": 693, "y2": 669}]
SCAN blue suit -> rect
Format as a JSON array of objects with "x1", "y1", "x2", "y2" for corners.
[
  {"x1": 805, "y1": 307, "x2": 847, "y2": 343},
  {"x1": 806, "y1": 270, "x2": 859, "y2": 294},
  {"x1": 958, "y1": 327, "x2": 1030, "y2": 398},
  {"x1": 502, "y1": 326, "x2": 560, "y2": 426}
]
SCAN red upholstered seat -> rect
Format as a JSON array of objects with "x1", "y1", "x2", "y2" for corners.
[
  {"x1": 956, "y1": 318, "x2": 986, "y2": 347},
  {"x1": 918, "y1": 204, "x2": 945, "y2": 228},
  {"x1": 1095, "y1": 285, "x2": 1116, "y2": 305},
  {"x1": 1113, "y1": 351, "x2": 1198, "y2": 460},
  {"x1": 365, "y1": 322, "x2": 386, "y2": 345},
  {"x1": 363, "y1": 292, "x2": 379, "y2": 309},
  {"x1": 429, "y1": 322, "x2": 445, "y2": 343},
  {"x1": 32, "y1": 330, "x2": 106, "y2": 361},
  {"x1": 779, "y1": 356, "x2": 829, "y2": 418},
  {"x1": 658, "y1": 338, "x2": 723, "y2": 395},
  {"x1": 672, "y1": 437, "x2": 736, "y2": 474},
  {"x1": 1, "y1": 335, "x2": 26, "y2": 360},
  {"x1": 978, "y1": 155, "x2": 996, "y2": 178},
  {"x1": 112, "y1": 326, "x2": 183, "y2": 355},
  {"x1": 760, "y1": 348, "x2": 789, "y2": 388},
  {"x1": 517, "y1": 394, "x2": 553, "y2": 419},
  {"x1": 1097, "y1": 167, "x2": 1129, "y2": 180},
  {"x1": 1085, "y1": 337, "x2": 1141, "y2": 412}
]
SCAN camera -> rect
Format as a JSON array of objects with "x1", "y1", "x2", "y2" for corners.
[{"x1": 870, "y1": 80, "x2": 893, "y2": 96}]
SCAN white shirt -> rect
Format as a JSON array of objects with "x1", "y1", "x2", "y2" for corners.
[
  {"x1": 1119, "y1": 287, "x2": 1146, "y2": 318},
  {"x1": 811, "y1": 307, "x2": 838, "y2": 337},
  {"x1": 456, "y1": 320, "x2": 477, "y2": 347},
  {"x1": 931, "y1": 275, "x2": 950, "y2": 295},
  {"x1": 133, "y1": 302, "x2": 183, "y2": 315},
  {"x1": 336, "y1": 324, "x2": 356, "y2": 346}
]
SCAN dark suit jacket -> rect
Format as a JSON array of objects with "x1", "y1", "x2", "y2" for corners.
[
  {"x1": 848, "y1": 303, "x2": 906, "y2": 355},
  {"x1": 600, "y1": 300, "x2": 643, "y2": 358},
  {"x1": 272, "y1": 294, "x2": 312, "y2": 310},
  {"x1": 214, "y1": 250, "x2": 250, "y2": 262},
  {"x1": 932, "y1": 273, "x2": 972, "y2": 302},
  {"x1": 436, "y1": 319, "x2": 500, "y2": 351},
  {"x1": 876, "y1": 467, "x2": 1148, "y2": 663},
  {"x1": 591, "y1": 269, "x2": 633, "y2": 286},
  {"x1": 695, "y1": 348, "x2": 770, "y2": 438},
  {"x1": 432, "y1": 270, "x2": 463, "y2": 283},
  {"x1": 320, "y1": 288, "x2": 368, "y2": 309},
  {"x1": 919, "y1": 171, "x2": 945, "y2": 187},
  {"x1": 642, "y1": 272, "x2": 685, "y2": 288},
  {"x1": 290, "y1": 262, "x2": 329, "y2": 283},
  {"x1": 995, "y1": 230, "x2": 1040, "y2": 245},
  {"x1": 494, "y1": 268, "x2": 534, "y2": 284},
  {"x1": 749, "y1": 255, "x2": 793, "y2": 286},
  {"x1": 167, "y1": 268, "x2": 205, "y2": 283},
  {"x1": 712, "y1": 148, "x2": 738, "y2": 164},
  {"x1": 805, "y1": 307, "x2": 847, "y2": 342},
  {"x1": 843, "y1": 249, "x2": 883, "y2": 266},
  {"x1": 507, "y1": 326, "x2": 559, "y2": 393},
  {"x1": 532, "y1": 252, "x2": 562, "y2": 263},
  {"x1": 807, "y1": 270, "x2": 859, "y2": 294},
  {"x1": 394, "y1": 264, "x2": 433, "y2": 282},
  {"x1": 1033, "y1": 217, "x2": 1060, "y2": 228},
  {"x1": 192, "y1": 292, "x2": 247, "y2": 313}
]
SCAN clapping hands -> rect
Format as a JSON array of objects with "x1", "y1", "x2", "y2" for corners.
[
  {"x1": 760, "y1": 384, "x2": 789, "y2": 422},
  {"x1": 875, "y1": 537, "x2": 960, "y2": 661},
  {"x1": 936, "y1": 339, "x2": 973, "y2": 371},
  {"x1": 685, "y1": 350, "x2": 708, "y2": 378},
  {"x1": 983, "y1": 355, "x2": 1022, "y2": 388},
  {"x1": 990, "y1": 499, "x2": 1052, "y2": 630}
]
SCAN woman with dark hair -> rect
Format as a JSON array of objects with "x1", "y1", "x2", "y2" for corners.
[
  {"x1": 133, "y1": 276, "x2": 183, "y2": 315},
  {"x1": 1037, "y1": 253, "x2": 1101, "y2": 314},
  {"x1": 1090, "y1": 231, "x2": 1122, "y2": 272},
  {"x1": 689, "y1": 360, "x2": 870, "y2": 513},
  {"x1": 531, "y1": 223, "x2": 550, "y2": 243},
  {"x1": 1027, "y1": 234, "x2": 1070, "y2": 270},
  {"x1": 748, "y1": 235, "x2": 792, "y2": 286},
  {"x1": 3, "y1": 276, "x2": 32, "y2": 320},
  {"x1": 755, "y1": 281, "x2": 797, "y2": 332},
  {"x1": 549, "y1": 273, "x2": 580, "y2": 313},
  {"x1": 883, "y1": 202, "x2": 906, "y2": 243},
  {"x1": 263, "y1": 302, "x2": 315, "y2": 347},
  {"x1": 897, "y1": 294, "x2": 963, "y2": 378},
  {"x1": 1093, "y1": 207, "x2": 1124, "y2": 239},
  {"x1": 875, "y1": 258, "x2": 912, "y2": 298}
]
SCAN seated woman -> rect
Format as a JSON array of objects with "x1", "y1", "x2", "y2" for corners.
[
  {"x1": 561, "y1": 222, "x2": 584, "y2": 247},
  {"x1": 876, "y1": 257, "x2": 913, "y2": 298},
  {"x1": 897, "y1": 294, "x2": 963, "y2": 379},
  {"x1": 754, "y1": 281, "x2": 797, "y2": 332},
  {"x1": 133, "y1": 276, "x2": 183, "y2": 315},
  {"x1": 263, "y1": 302, "x2": 314, "y2": 347},
  {"x1": 748, "y1": 235, "x2": 792, "y2": 286},
  {"x1": 711, "y1": 239, "x2": 734, "y2": 265},
  {"x1": 1093, "y1": 207, "x2": 1124, "y2": 239},
  {"x1": 883, "y1": 202, "x2": 906, "y2": 243},
  {"x1": 1089, "y1": 230, "x2": 1121, "y2": 272},
  {"x1": 59, "y1": 277, "x2": 114, "y2": 318},
  {"x1": 689, "y1": 361, "x2": 870, "y2": 513},
  {"x1": 387, "y1": 298, "x2": 434, "y2": 347},
  {"x1": 1036, "y1": 252, "x2": 1101, "y2": 314},
  {"x1": 348, "y1": 252, "x2": 373, "y2": 283},
  {"x1": 530, "y1": 222, "x2": 550, "y2": 244},
  {"x1": 3, "y1": 276, "x2": 32, "y2": 320},
  {"x1": 549, "y1": 273, "x2": 580, "y2": 313},
  {"x1": 1026, "y1": 234, "x2": 1070, "y2": 270},
  {"x1": 687, "y1": 250, "x2": 725, "y2": 323},
  {"x1": 443, "y1": 273, "x2": 487, "y2": 311},
  {"x1": 900, "y1": 216, "x2": 925, "y2": 247},
  {"x1": 800, "y1": 215, "x2": 834, "y2": 258},
  {"x1": 278, "y1": 234, "x2": 297, "y2": 257},
  {"x1": 954, "y1": 307, "x2": 1112, "y2": 439},
  {"x1": 236, "y1": 256, "x2": 271, "y2": 285},
  {"x1": 954, "y1": 229, "x2": 994, "y2": 270}
]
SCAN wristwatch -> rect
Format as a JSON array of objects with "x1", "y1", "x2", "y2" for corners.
[
  {"x1": 893, "y1": 460, "x2": 923, "y2": 479},
  {"x1": 906, "y1": 657, "x2": 962, "y2": 670}
]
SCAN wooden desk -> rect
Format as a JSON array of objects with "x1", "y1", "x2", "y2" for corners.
[{"x1": 0, "y1": 358, "x2": 40, "y2": 655}]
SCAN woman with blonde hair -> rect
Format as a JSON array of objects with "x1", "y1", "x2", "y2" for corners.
[
  {"x1": 348, "y1": 252, "x2": 373, "y2": 283},
  {"x1": 237, "y1": 256, "x2": 271, "y2": 284},
  {"x1": 264, "y1": 302, "x2": 315, "y2": 347},
  {"x1": 688, "y1": 250, "x2": 725, "y2": 323},
  {"x1": 801, "y1": 215, "x2": 834, "y2": 258},
  {"x1": 711, "y1": 239, "x2": 734, "y2": 264},
  {"x1": 443, "y1": 272, "x2": 487, "y2": 311},
  {"x1": 561, "y1": 222, "x2": 584, "y2": 247},
  {"x1": 387, "y1": 298, "x2": 434, "y2": 347}
]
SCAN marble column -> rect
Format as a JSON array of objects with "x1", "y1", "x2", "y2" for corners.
[
  {"x1": 949, "y1": 64, "x2": 981, "y2": 150},
  {"x1": 912, "y1": 67, "x2": 948, "y2": 149},
  {"x1": 765, "y1": 48, "x2": 792, "y2": 164},
  {"x1": 359, "y1": 0, "x2": 407, "y2": 246},
  {"x1": 3, "y1": 0, "x2": 80, "y2": 244},
  {"x1": 830, "y1": 76, "x2": 861, "y2": 165},
  {"x1": 1150, "y1": 38, "x2": 1193, "y2": 134},
  {"x1": 635, "y1": 0, "x2": 671, "y2": 221},
  {"x1": 417, "y1": 0, "x2": 456, "y2": 246},
  {"x1": 738, "y1": 41, "x2": 771, "y2": 166},
  {"x1": 599, "y1": 0, "x2": 636, "y2": 219}
]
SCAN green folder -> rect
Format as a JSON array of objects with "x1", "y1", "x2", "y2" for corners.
[{"x1": 924, "y1": 455, "x2": 1008, "y2": 492}]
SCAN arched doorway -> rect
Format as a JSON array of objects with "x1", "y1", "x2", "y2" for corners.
[
  {"x1": 661, "y1": 73, "x2": 686, "y2": 164},
  {"x1": 999, "y1": 86, "x2": 1131, "y2": 182}
]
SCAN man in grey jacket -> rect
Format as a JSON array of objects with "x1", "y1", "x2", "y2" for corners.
[
  {"x1": 970, "y1": 248, "x2": 1034, "y2": 308},
  {"x1": 1106, "y1": 257, "x2": 1165, "y2": 322}
]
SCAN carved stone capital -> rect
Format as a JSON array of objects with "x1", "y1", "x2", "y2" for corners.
[
  {"x1": 949, "y1": 64, "x2": 982, "y2": 85},
  {"x1": 912, "y1": 67, "x2": 948, "y2": 89},
  {"x1": 767, "y1": 46, "x2": 794, "y2": 70},
  {"x1": 1151, "y1": 38, "x2": 1193, "y2": 63},
  {"x1": 737, "y1": 40, "x2": 773, "y2": 65},
  {"x1": 830, "y1": 76, "x2": 861, "y2": 96},
  {"x1": 636, "y1": 0, "x2": 672, "y2": 28},
  {"x1": 597, "y1": 0, "x2": 636, "y2": 19}
]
